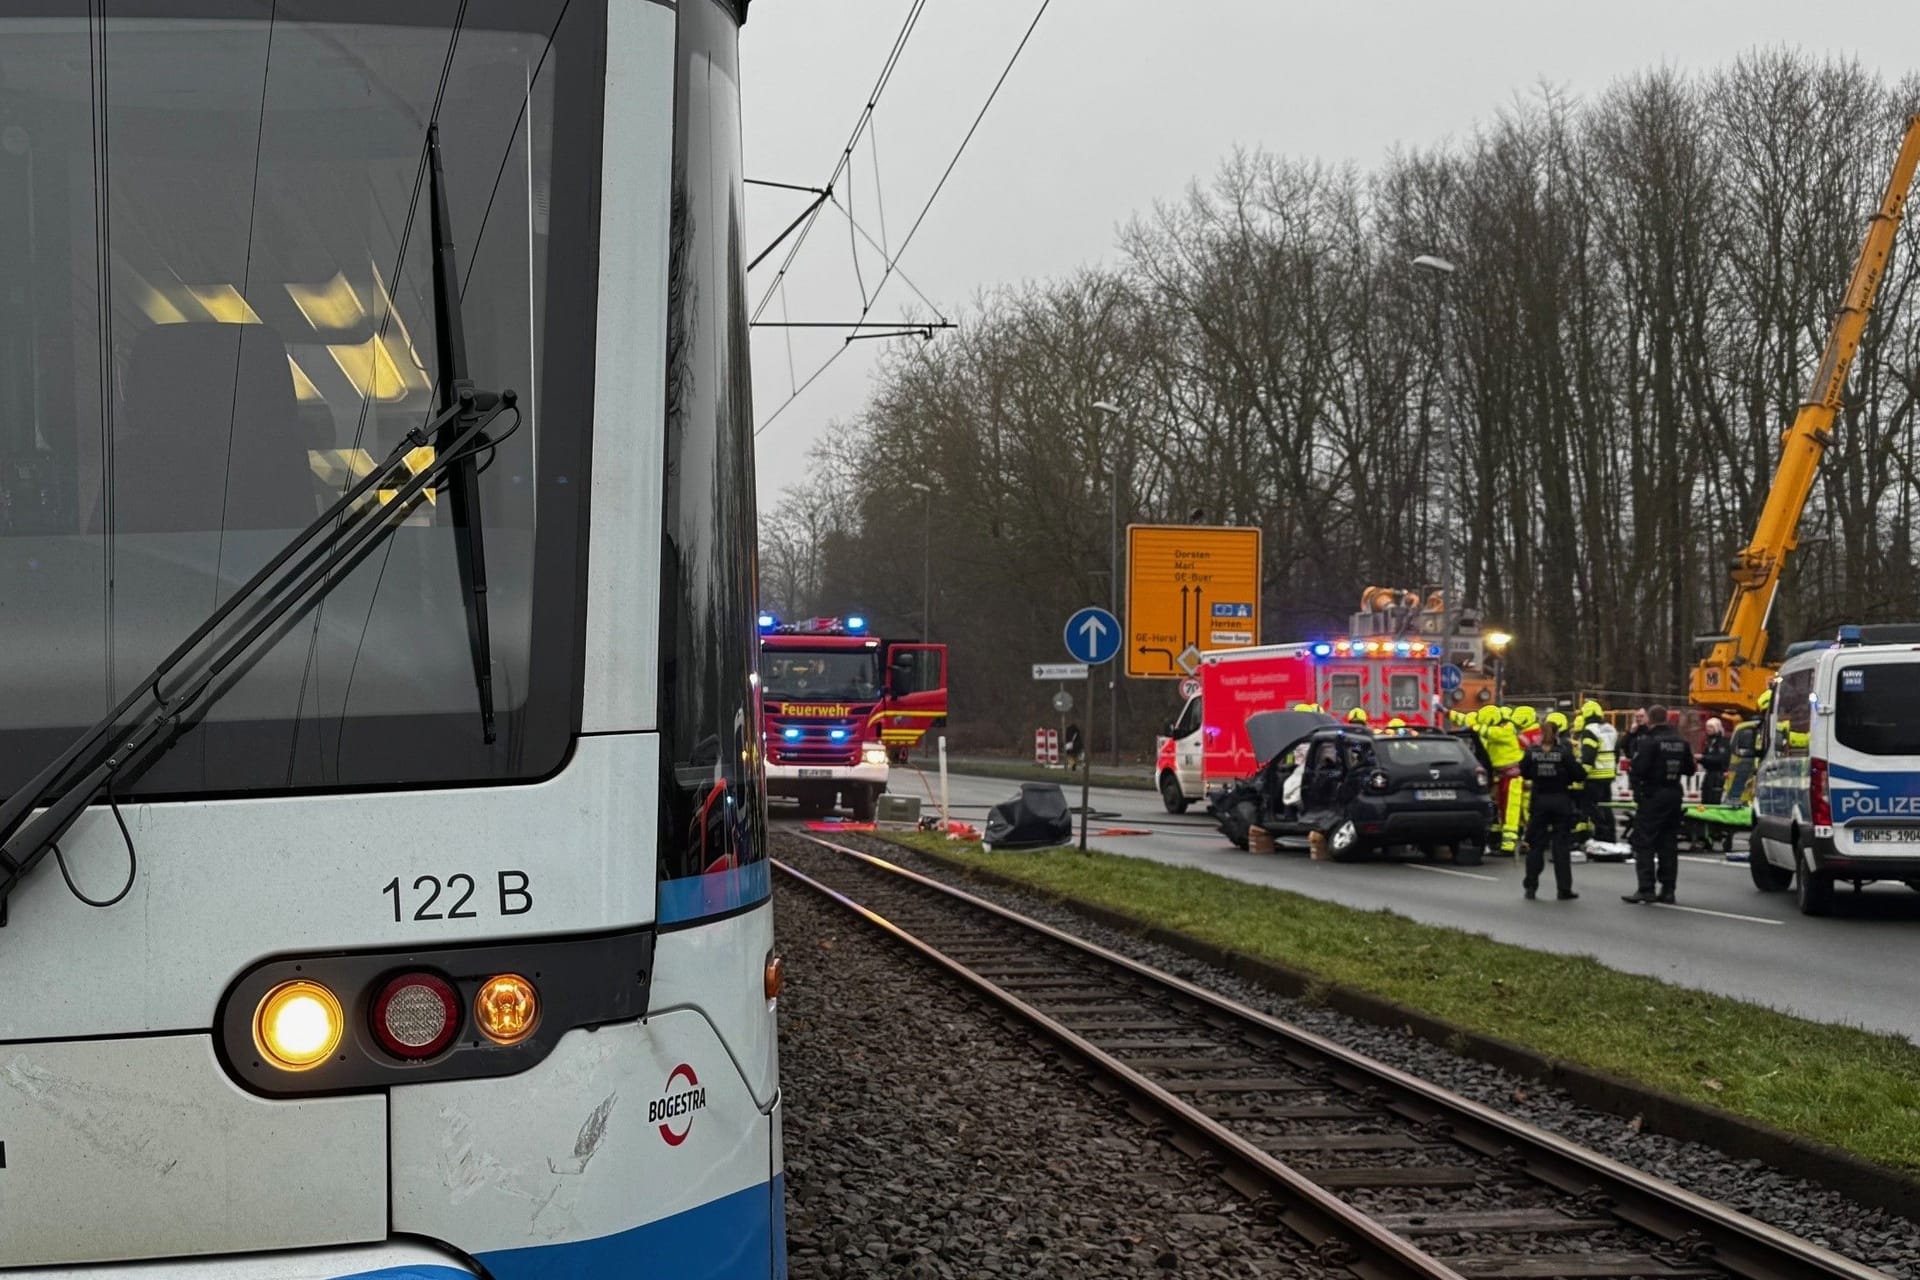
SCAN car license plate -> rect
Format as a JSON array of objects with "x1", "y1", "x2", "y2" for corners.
[
  {"x1": 798, "y1": 768, "x2": 832, "y2": 779},
  {"x1": 1853, "y1": 827, "x2": 1917, "y2": 845},
  {"x1": 1415, "y1": 788, "x2": 1457, "y2": 802}
]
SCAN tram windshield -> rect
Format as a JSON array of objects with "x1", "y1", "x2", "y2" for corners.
[{"x1": 0, "y1": 4, "x2": 589, "y2": 798}]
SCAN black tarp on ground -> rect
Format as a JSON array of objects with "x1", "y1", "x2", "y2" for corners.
[{"x1": 983, "y1": 782, "x2": 1073, "y2": 850}]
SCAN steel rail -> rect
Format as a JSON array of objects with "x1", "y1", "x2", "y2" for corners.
[
  {"x1": 784, "y1": 834, "x2": 1890, "y2": 1280},
  {"x1": 774, "y1": 855, "x2": 1464, "y2": 1280}
]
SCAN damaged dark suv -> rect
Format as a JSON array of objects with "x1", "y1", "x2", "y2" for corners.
[{"x1": 1210, "y1": 710, "x2": 1493, "y2": 863}]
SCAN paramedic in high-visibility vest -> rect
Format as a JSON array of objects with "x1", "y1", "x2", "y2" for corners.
[{"x1": 1574, "y1": 700, "x2": 1618, "y2": 844}]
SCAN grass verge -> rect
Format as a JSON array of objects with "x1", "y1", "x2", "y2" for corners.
[
  {"x1": 939, "y1": 758, "x2": 1155, "y2": 792},
  {"x1": 880, "y1": 832, "x2": 1920, "y2": 1172}
]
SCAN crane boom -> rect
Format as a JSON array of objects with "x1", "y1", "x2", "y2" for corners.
[{"x1": 1690, "y1": 114, "x2": 1920, "y2": 715}]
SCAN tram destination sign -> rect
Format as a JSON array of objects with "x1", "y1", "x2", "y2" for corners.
[{"x1": 1125, "y1": 523, "x2": 1263, "y2": 679}]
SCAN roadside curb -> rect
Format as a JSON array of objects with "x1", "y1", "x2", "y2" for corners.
[{"x1": 886, "y1": 837, "x2": 1920, "y2": 1224}]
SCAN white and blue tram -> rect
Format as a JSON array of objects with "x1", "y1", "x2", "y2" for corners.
[{"x1": 0, "y1": 1, "x2": 781, "y2": 1276}]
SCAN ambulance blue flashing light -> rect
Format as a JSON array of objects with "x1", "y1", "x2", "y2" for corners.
[{"x1": 1308, "y1": 639, "x2": 1443, "y2": 661}]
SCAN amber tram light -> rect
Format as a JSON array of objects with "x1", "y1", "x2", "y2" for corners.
[{"x1": 474, "y1": 973, "x2": 539, "y2": 1045}]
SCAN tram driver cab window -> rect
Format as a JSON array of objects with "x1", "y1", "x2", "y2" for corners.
[{"x1": 0, "y1": 7, "x2": 575, "y2": 798}]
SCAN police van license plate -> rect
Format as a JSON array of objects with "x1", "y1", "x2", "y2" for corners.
[
  {"x1": 798, "y1": 768, "x2": 832, "y2": 778},
  {"x1": 1415, "y1": 788, "x2": 1457, "y2": 802},
  {"x1": 1854, "y1": 828, "x2": 1918, "y2": 845}
]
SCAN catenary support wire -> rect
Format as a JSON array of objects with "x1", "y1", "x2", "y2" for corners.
[
  {"x1": 753, "y1": 0, "x2": 1053, "y2": 435},
  {"x1": 749, "y1": 0, "x2": 929, "y2": 324}
]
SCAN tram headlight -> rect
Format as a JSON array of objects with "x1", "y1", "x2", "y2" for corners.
[
  {"x1": 474, "y1": 973, "x2": 540, "y2": 1045},
  {"x1": 253, "y1": 980, "x2": 344, "y2": 1071}
]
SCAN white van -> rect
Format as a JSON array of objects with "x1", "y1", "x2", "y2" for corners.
[{"x1": 1751, "y1": 624, "x2": 1920, "y2": 914}]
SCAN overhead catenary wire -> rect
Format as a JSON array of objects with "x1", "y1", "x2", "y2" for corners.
[
  {"x1": 753, "y1": 0, "x2": 1054, "y2": 436},
  {"x1": 749, "y1": 0, "x2": 930, "y2": 324},
  {"x1": 868, "y1": 117, "x2": 891, "y2": 257},
  {"x1": 850, "y1": 0, "x2": 1052, "y2": 340}
]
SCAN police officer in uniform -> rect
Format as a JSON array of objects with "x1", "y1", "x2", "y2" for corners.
[
  {"x1": 1520, "y1": 713, "x2": 1584, "y2": 900},
  {"x1": 1622, "y1": 705, "x2": 1696, "y2": 905}
]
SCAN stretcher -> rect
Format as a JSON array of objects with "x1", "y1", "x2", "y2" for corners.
[{"x1": 1684, "y1": 802, "x2": 1753, "y2": 830}]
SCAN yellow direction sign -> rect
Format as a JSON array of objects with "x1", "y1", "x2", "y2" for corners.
[{"x1": 1125, "y1": 524, "x2": 1262, "y2": 678}]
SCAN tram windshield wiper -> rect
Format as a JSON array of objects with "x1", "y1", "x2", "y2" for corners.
[
  {"x1": 0, "y1": 127, "x2": 516, "y2": 923},
  {"x1": 427, "y1": 123, "x2": 499, "y2": 746}
]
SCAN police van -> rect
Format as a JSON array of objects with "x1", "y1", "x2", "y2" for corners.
[{"x1": 1751, "y1": 624, "x2": 1920, "y2": 915}]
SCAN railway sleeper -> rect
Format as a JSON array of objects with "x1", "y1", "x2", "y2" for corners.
[
  {"x1": 1444, "y1": 1250, "x2": 1723, "y2": 1278},
  {"x1": 1374, "y1": 1208, "x2": 1616, "y2": 1235}
]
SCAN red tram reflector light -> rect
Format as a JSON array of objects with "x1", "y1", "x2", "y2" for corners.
[{"x1": 371, "y1": 971, "x2": 460, "y2": 1060}]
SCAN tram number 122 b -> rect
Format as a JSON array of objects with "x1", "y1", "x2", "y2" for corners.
[{"x1": 382, "y1": 871, "x2": 535, "y2": 923}]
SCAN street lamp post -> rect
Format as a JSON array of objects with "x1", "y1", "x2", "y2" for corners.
[
  {"x1": 907, "y1": 481, "x2": 932, "y2": 640},
  {"x1": 1412, "y1": 253, "x2": 1460, "y2": 617},
  {"x1": 1093, "y1": 401, "x2": 1125, "y2": 766},
  {"x1": 1485, "y1": 630, "x2": 1512, "y2": 706}
]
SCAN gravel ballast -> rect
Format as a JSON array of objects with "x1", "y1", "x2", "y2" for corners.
[
  {"x1": 774, "y1": 865, "x2": 1329, "y2": 1278},
  {"x1": 807, "y1": 831, "x2": 1920, "y2": 1279}
]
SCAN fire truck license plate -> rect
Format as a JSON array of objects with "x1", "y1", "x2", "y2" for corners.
[
  {"x1": 798, "y1": 768, "x2": 832, "y2": 778},
  {"x1": 1415, "y1": 789, "x2": 1457, "y2": 802}
]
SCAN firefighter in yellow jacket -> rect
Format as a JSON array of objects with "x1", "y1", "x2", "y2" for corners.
[
  {"x1": 1482, "y1": 706, "x2": 1528, "y2": 855},
  {"x1": 1466, "y1": 704, "x2": 1524, "y2": 856}
]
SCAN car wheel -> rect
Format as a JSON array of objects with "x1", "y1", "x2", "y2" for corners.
[
  {"x1": 1159, "y1": 773, "x2": 1190, "y2": 815},
  {"x1": 1796, "y1": 848, "x2": 1835, "y2": 916},
  {"x1": 1749, "y1": 834, "x2": 1792, "y2": 892},
  {"x1": 1223, "y1": 798, "x2": 1258, "y2": 850},
  {"x1": 1328, "y1": 819, "x2": 1361, "y2": 861}
]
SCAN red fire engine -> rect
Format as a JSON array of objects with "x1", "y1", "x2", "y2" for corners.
[
  {"x1": 757, "y1": 614, "x2": 947, "y2": 820},
  {"x1": 1153, "y1": 639, "x2": 1446, "y2": 813}
]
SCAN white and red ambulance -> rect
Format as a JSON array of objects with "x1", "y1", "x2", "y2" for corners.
[{"x1": 1153, "y1": 639, "x2": 1446, "y2": 813}]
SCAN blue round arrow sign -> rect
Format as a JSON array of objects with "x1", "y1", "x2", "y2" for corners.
[
  {"x1": 1440, "y1": 663, "x2": 1463, "y2": 692},
  {"x1": 1064, "y1": 606, "x2": 1122, "y2": 665}
]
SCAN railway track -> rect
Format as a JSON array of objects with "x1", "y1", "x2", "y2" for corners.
[{"x1": 774, "y1": 832, "x2": 1889, "y2": 1280}]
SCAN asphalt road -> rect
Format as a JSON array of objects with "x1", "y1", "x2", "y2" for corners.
[{"x1": 866, "y1": 768, "x2": 1920, "y2": 1044}]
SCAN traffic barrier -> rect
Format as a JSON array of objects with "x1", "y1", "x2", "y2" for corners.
[{"x1": 1034, "y1": 728, "x2": 1060, "y2": 766}]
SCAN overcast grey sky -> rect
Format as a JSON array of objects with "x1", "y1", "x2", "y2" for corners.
[{"x1": 740, "y1": 0, "x2": 1911, "y2": 503}]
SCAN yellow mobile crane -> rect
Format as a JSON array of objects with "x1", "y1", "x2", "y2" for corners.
[{"x1": 1691, "y1": 114, "x2": 1920, "y2": 715}]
